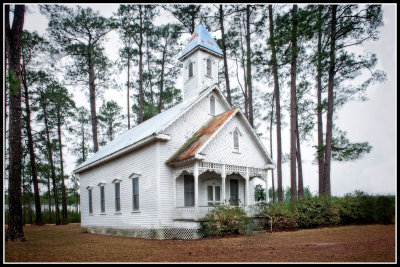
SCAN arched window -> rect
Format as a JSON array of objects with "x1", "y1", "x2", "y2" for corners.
[
  {"x1": 233, "y1": 129, "x2": 239, "y2": 150},
  {"x1": 188, "y1": 61, "x2": 193, "y2": 78},
  {"x1": 210, "y1": 95, "x2": 215, "y2": 115},
  {"x1": 206, "y1": 58, "x2": 212, "y2": 76}
]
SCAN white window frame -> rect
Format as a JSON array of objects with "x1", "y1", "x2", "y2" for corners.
[
  {"x1": 184, "y1": 175, "x2": 195, "y2": 207},
  {"x1": 232, "y1": 127, "x2": 242, "y2": 152},
  {"x1": 206, "y1": 58, "x2": 212, "y2": 77},
  {"x1": 207, "y1": 185, "x2": 221, "y2": 206},
  {"x1": 233, "y1": 129, "x2": 239, "y2": 151},
  {"x1": 209, "y1": 95, "x2": 215, "y2": 116},
  {"x1": 132, "y1": 177, "x2": 139, "y2": 211},
  {"x1": 112, "y1": 179, "x2": 122, "y2": 213},
  {"x1": 87, "y1": 187, "x2": 93, "y2": 214},
  {"x1": 100, "y1": 185, "x2": 105, "y2": 214},
  {"x1": 188, "y1": 61, "x2": 194, "y2": 79}
]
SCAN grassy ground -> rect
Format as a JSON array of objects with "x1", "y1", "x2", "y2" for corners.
[{"x1": 5, "y1": 223, "x2": 395, "y2": 263}]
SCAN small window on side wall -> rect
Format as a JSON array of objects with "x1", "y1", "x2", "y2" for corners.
[
  {"x1": 233, "y1": 129, "x2": 239, "y2": 150},
  {"x1": 188, "y1": 62, "x2": 193, "y2": 78},
  {"x1": 132, "y1": 177, "x2": 139, "y2": 211},
  {"x1": 100, "y1": 185, "x2": 105, "y2": 213},
  {"x1": 115, "y1": 182, "x2": 121, "y2": 212},
  {"x1": 210, "y1": 95, "x2": 215, "y2": 116},
  {"x1": 88, "y1": 189, "x2": 93, "y2": 214}
]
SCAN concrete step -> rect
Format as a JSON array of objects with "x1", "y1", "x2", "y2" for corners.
[{"x1": 251, "y1": 230, "x2": 267, "y2": 234}]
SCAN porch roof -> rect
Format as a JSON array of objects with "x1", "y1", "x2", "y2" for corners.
[{"x1": 166, "y1": 108, "x2": 238, "y2": 165}]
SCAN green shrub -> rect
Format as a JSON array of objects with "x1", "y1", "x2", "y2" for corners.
[
  {"x1": 295, "y1": 196, "x2": 340, "y2": 228},
  {"x1": 264, "y1": 202, "x2": 297, "y2": 231},
  {"x1": 374, "y1": 196, "x2": 395, "y2": 224},
  {"x1": 198, "y1": 205, "x2": 250, "y2": 237},
  {"x1": 333, "y1": 191, "x2": 395, "y2": 225}
]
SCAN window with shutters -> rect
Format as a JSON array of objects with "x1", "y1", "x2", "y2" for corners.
[
  {"x1": 88, "y1": 189, "x2": 93, "y2": 214},
  {"x1": 132, "y1": 177, "x2": 139, "y2": 211},
  {"x1": 184, "y1": 175, "x2": 194, "y2": 206},
  {"x1": 206, "y1": 58, "x2": 212, "y2": 76},
  {"x1": 210, "y1": 95, "x2": 215, "y2": 115}
]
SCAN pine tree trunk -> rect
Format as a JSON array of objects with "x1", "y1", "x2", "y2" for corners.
[
  {"x1": 219, "y1": 5, "x2": 231, "y2": 105},
  {"x1": 22, "y1": 157, "x2": 25, "y2": 226},
  {"x1": 47, "y1": 175, "x2": 51, "y2": 222},
  {"x1": 290, "y1": 4, "x2": 298, "y2": 202},
  {"x1": 81, "y1": 121, "x2": 86, "y2": 163},
  {"x1": 268, "y1": 5, "x2": 283, "y2": 203},
  {"x1": 239, "y1": 17, "x2": 248, "y2": 119},
  {"x1": 88, "y1": 57, "x2": 99, "y2": 152},
  {"x1": 22, "y1": 63, "x2": 42, "y2": 225},
  {"x1": 316, "y1": 5, "x2": 325, "y2": 196},
  {"x1": 245, "y1": 5, "x2": 254, "y2": 127},
  {"x1": 42, "y1": 102, "x2": 60, "y2": 225},
  {"x1": 296, "y1": 109, "x2": 304, "y2": 199},
  {"x1": 127, "y1": 57, "x2": 131, "y2": 129},
  {"x1": 138, "y1": 5, "x2": 144, "y2": 123},
  {"x1": 323, "y1": 5, "x2": 337, "y2": 197},
  {"x1": 269, "y1": 93, "x2": 276, "y2": 203},
  {"x1": 158, "y1": 46, "x2": 167, "y2": 113},
  {"x1": 146, "y1": 40, "x2": 154, "y2": 117},
  {"x1": 5, "y1": 4, "x2": 26, "y2": 242},
  {"x1": 57, "y1": 110, "x2": 68, "y2": 222}
]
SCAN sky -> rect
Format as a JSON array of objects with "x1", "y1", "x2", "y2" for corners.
[{"x1": 11, "y1": 3, "x2": 397, "y2": 197}]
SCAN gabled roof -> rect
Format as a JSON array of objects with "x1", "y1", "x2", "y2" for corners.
[
  {"x1": 166, "y1": 108, "x2": 276, "y2": 168},
  {"x1": 178, "y1": 24, "x2": 223, "y2": 61},
  {"x1": 73, "y1": 85, "x2": 230, "y2": 174},
  {"x1": 166, "y1": 108, "x2": 238, "y2": 164}
]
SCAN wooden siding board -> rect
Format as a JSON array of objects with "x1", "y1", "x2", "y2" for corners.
[{"x1": 80, "y1": 144, "x2": 159, "y2": 228}]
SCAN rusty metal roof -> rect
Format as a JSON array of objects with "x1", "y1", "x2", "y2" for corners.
[
  {"x1": 178, "y1": 24, "x2": 223, "y2": 61},
  {"x1": 166, "y1": 108, "x2": 238, "y2": 165}
]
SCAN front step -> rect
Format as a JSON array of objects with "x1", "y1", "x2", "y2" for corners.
[{"x1": 246, "y1": 216, "x2": 267, "y2": 234}]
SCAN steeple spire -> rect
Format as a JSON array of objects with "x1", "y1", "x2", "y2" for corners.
[{"x1": 178, "y1": 24, "x2": 223, "y2": 61}]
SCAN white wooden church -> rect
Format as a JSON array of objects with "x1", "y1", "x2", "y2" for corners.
[{"x1": 74, "y1": 25, "x2": 275, "y2": 239}]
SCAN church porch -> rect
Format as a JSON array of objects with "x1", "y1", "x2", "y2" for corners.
[{"x1": 173, "y1": 161, "x2": 270, "y2": 221}]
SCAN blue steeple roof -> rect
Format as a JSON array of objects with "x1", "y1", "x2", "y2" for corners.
[{"x1": 178, "y1": 24, "x2": 223, "y2": 61}]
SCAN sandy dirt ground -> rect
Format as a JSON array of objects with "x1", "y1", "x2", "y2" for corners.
[{"x1": 4, "y1": 223, "x2": 396, "y2": 263}]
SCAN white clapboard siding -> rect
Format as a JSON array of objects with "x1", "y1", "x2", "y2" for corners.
[
  {"x1": 162, "y1": 90, "x2": 228, "y2": 149},
  {"x1": 158, "y1": 93, "x2": 228, "y2": 225},
  {"x1": 80, "y1": 144, "x2": 159, "y2": 228},
  {"x1": 182, "y1": 50, "x2": 220, "y2": 100},
  {"x1": 202, "y1": 114, "x2": 268, "y2": 169}
]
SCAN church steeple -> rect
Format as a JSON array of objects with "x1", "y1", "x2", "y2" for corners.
[{"x1": 178, "y1": 25, "x2": 223, "y2": 100}]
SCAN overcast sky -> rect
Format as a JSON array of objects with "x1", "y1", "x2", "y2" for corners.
[{"x1": 17, "y1": 3, "x2": 396, "y2": 196}]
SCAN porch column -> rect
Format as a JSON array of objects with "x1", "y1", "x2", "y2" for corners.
[
  {"x1": 194, "y1": 161, "x2": 199, "y2": 219},
  {"x1": 221, "y1": 164, "x2": 226, "y2": 204},
  {"x1": 265, "y1": 171, "x2": 269, "y2": 203},
  {"x1": 245, "y1": 167, "x2": 249, "y2": 207}
]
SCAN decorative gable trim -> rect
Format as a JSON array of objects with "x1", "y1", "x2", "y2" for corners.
[{"x1": 195, "y1": 109, "x2": 275, "y2": 168}]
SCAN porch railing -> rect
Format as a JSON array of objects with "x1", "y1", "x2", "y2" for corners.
[
  {"x1": 174, "y1": 206, "x2": 216, "y2": 220},
  {"x1": 174, "y1": 204, "x2": 267, "y2": 220}
]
